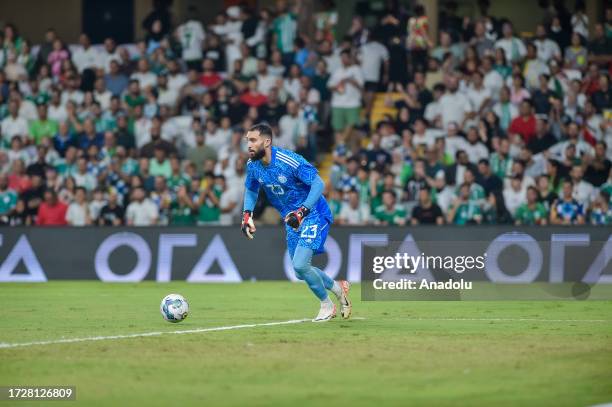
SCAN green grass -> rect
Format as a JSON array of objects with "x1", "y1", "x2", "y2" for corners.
[{"x1": 0, "y1": 282, "x2": 611, "y2": 407}]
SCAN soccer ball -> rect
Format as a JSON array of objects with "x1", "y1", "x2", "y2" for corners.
[{"x1": 160, "y1": 294, "x2": 189, "y2": 323}]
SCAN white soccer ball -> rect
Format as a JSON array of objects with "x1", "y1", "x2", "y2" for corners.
[{"x1": 160, "y1": 294, "x2": 189, "y2": 323}]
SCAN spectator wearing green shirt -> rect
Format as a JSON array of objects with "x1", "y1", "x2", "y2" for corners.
[
  {"x1": 515, "y1": 186, "x2": 549, "y2": 225},
  {"x1": 167, "y1": 157, "x2": 191, "y2": 193},
  {"x1": 149, "y1": 146, "x2": 172, "y2": 178},
  {"x1": 272, "y1": 4, "x2": 297, "y2": 66},
  {"x1": 489, "y1": 138, "x2": 513, "y2": 180},
  {"x1": 29, "y1": 104, "x2": 58, "y2": 145},
  {"x1": 124, "y1": 80, "x2": 146, "y2": 109},
  {"x1": 374, "y1": 190, "x2": 407, "y2": 226},
  {"x1": 461, "y1": 168, "x2": 486, "y2": 206},
  {"x1": 196, "y1": 173, "x2": 222, "y2": 225},
  {"x1": 447, "y1": 183, "x2": 483, "y2": 225},
  {"x1": 0, "y1": 174, "x2": 18, "y2": 222},
  {"x1": 328, "y1": 188, "x2": 343, "y2": 218},
  {"x1": 169, "y1": 185, "x2": 196, "y2": 226},
  {"x1": 356, "y1": 166, "x2": 371, "y2": 206},
  {"x1": 92, "y1": 102, "x2": 116, "y2": 133}
]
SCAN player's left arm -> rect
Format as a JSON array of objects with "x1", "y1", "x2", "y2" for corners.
[{"x1": 284, "y1": 159, "x2": 325, "y2": 230}]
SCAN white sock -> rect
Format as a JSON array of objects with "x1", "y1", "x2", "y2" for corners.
[
  {"x1": 321, "y1": 297, "x2": 333, "y2": 306},
  {"x1": 330, "y1": 281, "x2": 342, "y2": 299}
]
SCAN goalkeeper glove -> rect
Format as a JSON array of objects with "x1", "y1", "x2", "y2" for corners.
[
  {"x1": 241, "y1": 210, "x2": 256, "y2": 239},
  {"x1": 285, "y1": 206, "x2": 310, "y2": 230}
]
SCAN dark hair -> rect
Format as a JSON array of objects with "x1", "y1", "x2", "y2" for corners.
[
  {"x1": 294, "y1": 37, "x2": 305, "y2": 48},
  {"x1": 433, "y1": 83, "x2": 446, "y2": 93},
  {"x1": 248, "y1": 122, "x2": 274, "y2": 139},
  {"x1": 382, "y1": 189, "x2": 396, "y2": 199}
]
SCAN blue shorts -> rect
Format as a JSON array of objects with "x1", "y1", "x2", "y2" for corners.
[{"x1": 286, "y1": 213, "x2": 331, "y2": 258}]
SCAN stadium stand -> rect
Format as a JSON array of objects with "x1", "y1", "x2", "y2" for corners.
[{"x1": 0, "y1": 1, "x2": 610, "y2": 227}]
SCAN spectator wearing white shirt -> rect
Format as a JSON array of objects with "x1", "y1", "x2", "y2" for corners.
[
  {"x1": 66, "y1": 187, "x2": 92, "y2": 226},
  {"x1": 133, "y1": 105, "x2": 152, "y2": 148},
  {"x1": 571, "y1": 6, "x2": 589, "y2": 39},
  {"x1": 60, "y1": 75, "x2": 85, "y2": 107},
  {"x1": 166, "y1": 60, "x2": 188, "y2": 94},
  {"x1": 212, "y1": 7, "x2": 243, "y2": 74},
  {"x1": 156, "y1": 73, "x2": 178, "y2": 107},
  {"x1": 338, "y1": 189, "x2": 371, "y2": 225},
  {"x1": 16, "y1": 94, "x2": 38, "y2": 122},
  {"x1": 131, "y1": 59, "x2": 157, "y2": 90},
  {"x1": 240, "y1": 43, "x2": 258, "y2": 78},
  {"x1": 100, "y1": 38, "x2": 121, "y2": 74},
  {"x1": 176, "y1": 10, "x2": 206, "y2": 70},
  {"x1": 533, "y1": 24, "x2": 561, "y2": 62},
  {"x1": 570, "y1": 164, "x2": 594, "y2": 207},
  {"x1": 466, "y1": 71, "x2": 492, "y2": 115},
  {"x1": 327, "y1": 49, "x2": 364, "y2": 142},
  {"x1": 424, "y1": 83, "x2": 445, "y2": 128},
  {"x1": 463, "y1": 126, "x2": 489, "y2": 164},
  {"x1": 359, "y1": 32, "x2": 389, "y2": 113},
  {"x1": 411, "y1": 118, "x2": 438, "y2": 149},
  {"x1": 481, "y1": 56, "x2": 503, "y2": 101},
  {"x1": 495, "y1": 22, "x2": 526, "y2": 63},
  {"x1": 283, "y1": 64, "x2": 303, "y2": 102},
  {"x1": 204, "y1": 118, "x2": 229, "y2": 152},
  {"x1": 71, "y1": 33, "x2": 101, "y2": 73},
  {"x1": 277, "y1": 100, "x2": 307, "y2": 151},
  {"x1": 503, "y1": 175, "x2": 527, "y2": 216},
  {"x1": 73, "y1": 157, "x2": 97, "y2": 191},
  {"x1": 47, "y1": 89, "x2": 68, "y2": 123},
  {"x1": 444, "y1": 122, "x2": 470, "y2": 160},
  {"x1": 438, "y1": 75, "x2": 472, "y2": 130},
  {"x1": 1, "y1": 100, "x2": 29, "y2": 144},
  {"x1": 319, "y1": 39, "x2": 341, "y2": 75},
  {"x1": 126, "y1": 187, "x2": 159, "y2": 226},
  {"x1": 523, "y1": 43, "x2": 550, "y2": 91},
  {"x1": 521, "y1": 146, "x2": 547, "y2": 179},
  {"x1": 90, "y1": 78, "x2": 111, "y2": 111},
  {"x1": 548, "y1": 122, "x2": 595, "y2": 161},
  {"x1": 256, "y1": 60, "x2": 278, "y2": 96},
  {"x1": 217, "y1": 175, "x2": 241, "y2": 226}
]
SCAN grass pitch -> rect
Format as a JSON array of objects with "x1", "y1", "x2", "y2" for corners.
[{"x1": 0, "y1": 282, "x2": 611, "y2": 407}]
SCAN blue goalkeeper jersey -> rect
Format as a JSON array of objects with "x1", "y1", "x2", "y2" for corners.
[{"x1": 245, "y1": 147, "x2": 333, "y2": 223}]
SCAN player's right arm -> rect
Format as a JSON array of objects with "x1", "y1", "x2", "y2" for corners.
[{"x1": 241, "y1": 163, "x2": 259, "y2": 239}]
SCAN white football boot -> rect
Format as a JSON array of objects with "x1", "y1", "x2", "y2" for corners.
[
  {"x1": 338, "y1": 281, "x2": 352, "y2": 319},
  {"x1": 312, "y1": 300, "x2": 336, "y2": 322}
]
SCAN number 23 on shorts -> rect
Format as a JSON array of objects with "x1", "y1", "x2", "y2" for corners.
[{"x1": 300, "y1": 225, "x2": 318, "y2": 238}]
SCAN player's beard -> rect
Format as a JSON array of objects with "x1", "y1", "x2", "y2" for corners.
[{"x1": 250, "y1": 147, "x2": 266, "y2": 161}]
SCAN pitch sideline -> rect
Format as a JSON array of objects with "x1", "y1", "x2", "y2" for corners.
[
  {"x1": 0, "y1": 317, "x2": 609, "y2": 349},
  {"x1": 0, "y1": 318, "x2": 311, "y2": 349}
]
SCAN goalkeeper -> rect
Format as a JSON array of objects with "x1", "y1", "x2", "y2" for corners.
[{"x1": 241, "y1": 123, "x2": 351, "y2": 322}]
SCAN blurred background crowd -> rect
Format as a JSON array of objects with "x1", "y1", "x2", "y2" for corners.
[{"x1": 0, "y1": 0, "x2": 610, "y2": 227}]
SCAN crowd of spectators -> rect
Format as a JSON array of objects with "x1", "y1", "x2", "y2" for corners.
[{"x1": 0, "y1": 0, "x2": 610, "y2": 227}]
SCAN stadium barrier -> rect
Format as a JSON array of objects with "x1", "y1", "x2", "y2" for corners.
[{"x1": 0, "y1": 226, "x2": 610, "y2": 285}]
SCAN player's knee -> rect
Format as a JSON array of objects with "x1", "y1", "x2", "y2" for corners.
[{"x1": 292, "y1": 258, "x2": 310, "y2": 280}]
